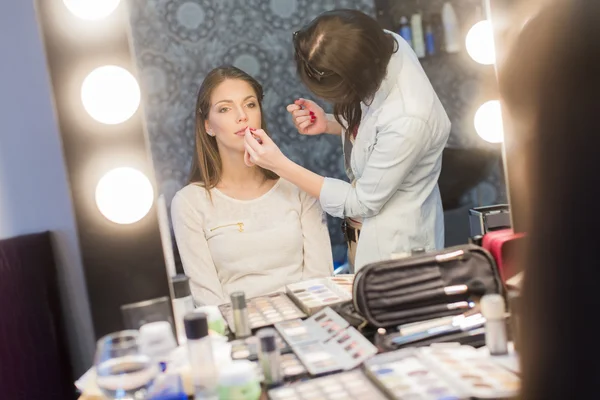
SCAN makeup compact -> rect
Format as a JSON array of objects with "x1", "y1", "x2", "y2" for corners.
[
  {"x1": 286, "y1": 279, "x2": 352, "y2": 315},
  {"x1": 275, "y1": 307, "x2": 349, "y2": 347},
  {"x1": 419, "y1": 344, "x2": 520, "y2": 398},
  {"x1": 219, "y1": 292, "x2": 306, "y2": 333},
  {"x1": 230, "y1": 331, "x2": 291, "y2": 361},
  {"x1": 364, "y1": 348, "x2": 466, "y2": 400},
  {"x1": 292, "y1": 326, "x2": 378, "y2": 376},
  {"x1": 253, "y1": 352, "x2": 307, "y2": 383},
  {"x1": 327, "y1": 274, "x2": 355, "y2": 296},
  {"x1": 268, "y1": 369, "x2": 388, "y2": 400},
  {"x1": 275, "y1": 307, "x2": 377, "y2": 376}
]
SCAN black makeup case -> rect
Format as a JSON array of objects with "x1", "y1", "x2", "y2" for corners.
[{"x1": 350, "y1": 244, "x2": 505, "y2": 329}]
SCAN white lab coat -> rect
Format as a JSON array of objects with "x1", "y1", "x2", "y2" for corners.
[{"x1": 319, "y1": 31, "x2": 451, "y2": 270}]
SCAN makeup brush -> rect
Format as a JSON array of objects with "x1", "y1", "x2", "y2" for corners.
[
  {"x1": 370, "y1": 279, "x2": 488, "y2": 309},
  {"x1": 443, "y1": 278, "x2": 488, "y2": 297}
]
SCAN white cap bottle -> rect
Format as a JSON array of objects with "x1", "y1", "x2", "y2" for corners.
[
  {"x1": 442, "y1": 2, "x2": 461, "y2": 53},
  {"x1": 411, "y1": 13, "x2": 426, "y2": 58},
  {"x1": 481, "y1": 294, "x2": 509, "y2": 356}
]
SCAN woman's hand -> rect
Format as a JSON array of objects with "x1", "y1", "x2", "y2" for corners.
[
  {"x1": 286, "y1": 98, "x2": 328, "y2": 136},
  {"x1": 243, "y1": 127, "x2": 288, "y2": 172}
]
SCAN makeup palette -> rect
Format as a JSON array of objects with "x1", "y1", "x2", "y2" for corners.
[
  {"x1": 292, "y1": 326, "x2": 378, "y2": 376},
  {"x1": 230, "y1": 331, "x2": 291, "y2": 361},
  {"x1": 364, "y1": 348, "x2": 466, "y2": 400},
  {"x1": 253, "y1": 352, "x2": 308, "y2": 382},
  {"x1": 327, "y1": 274, "x2": 355, "y2": 296},
  {"x1": 275, "y1": 307, "x2": 349, "y2": 346},
  {"x1": 286, "y1": 279, "x2": 352, "y2": 315},
  {"x1": 219, "y1": 292, "x2": 306, "y2": 332},
  {"x1": 268, "y1": 369, "x2": 388, "y2": 400},
  {"x1": 365, "y1": 345, "x2": 521, "y2": 399},
  {"x1": 419, "y1": 345, "x2": 520, "y2": 398}
]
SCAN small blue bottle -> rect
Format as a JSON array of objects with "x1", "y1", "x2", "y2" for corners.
[
  {"x1": 398, "y1": 16, "x2": 412, "y2": 47},
  {"x1": 425, "y1": 22, "x2": 436, "y2": 55}
]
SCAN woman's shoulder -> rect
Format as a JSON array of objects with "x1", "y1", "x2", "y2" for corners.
[
  {"x1": 275, "y1": 178, "x2": 320, "y2": 206},
  {"x1": 171, "y1": 183, "x2": 211, "y2": 210},
  {"x1": 274, "y1": 178, "x2": 305, "y2": 198}
]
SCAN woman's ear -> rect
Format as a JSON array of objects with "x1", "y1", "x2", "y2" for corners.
[{"x1": 204, "y1": 121, "x2": 214, "y2": 136}]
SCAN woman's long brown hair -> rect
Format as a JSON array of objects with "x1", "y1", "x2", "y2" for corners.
[
  {"x1": 293, "y1": 9, "x2": 397, "y2": 141},
  {"x1": 188, "y1": 66, "x2": 277, "y2": 189}
]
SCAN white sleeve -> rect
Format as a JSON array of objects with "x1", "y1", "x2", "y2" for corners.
[
  {"x1": 299, "y1": 190, "x2": 334, "y2": 279},
  {"x1": 319, "y1": 116, "x2": 430, "y2": 219},
  {"x1": 171, "y1": 191, "x2": 226, "y2": 306}
]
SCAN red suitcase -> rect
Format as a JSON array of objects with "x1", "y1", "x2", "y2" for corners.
[{"x1": 481, "y1": 229, "x2": 526, "y2": 282}]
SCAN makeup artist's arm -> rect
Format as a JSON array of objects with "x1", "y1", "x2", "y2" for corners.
[
  {"x1": 244, "y1": 129, "x2": 324, "y2": 199},
  {"x1": 245, "y1": 115, "x2": 431, "y2": 219},
  {"x1": 171, "y1": 192, "x2": 226, "y2": 306},
  {"x1": 299, "y1": 190, "x2": 334, "y2": 279}
]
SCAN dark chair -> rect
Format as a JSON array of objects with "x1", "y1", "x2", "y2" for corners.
[{"x1": 0, "y1": 232, "x2": 74, "y2": 399}]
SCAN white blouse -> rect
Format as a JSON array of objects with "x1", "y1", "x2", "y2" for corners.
[
  {"x1": 320, "y1": 31, "x2": 451, "y2": 270},
  {"x1": 171, "y1": 178, "x2": 334, "y2": 305}
]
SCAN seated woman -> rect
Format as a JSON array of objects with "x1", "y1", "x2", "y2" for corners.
[{"x1": 171, "y1": 66, "x2": 333, "y2": 306}]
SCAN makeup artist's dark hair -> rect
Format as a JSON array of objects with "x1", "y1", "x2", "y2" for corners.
[
  {"x1": 500, "y1": 1, "x2": 600, "y2": 398},
  {"x1": 293, "y1": 9, "x2": 397, "y2": 141},
  {"x1": 188, "y1": 66, "x2": 277, "y2": 189}
]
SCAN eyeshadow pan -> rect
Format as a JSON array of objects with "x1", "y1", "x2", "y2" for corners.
[
  {"x1": 286, "y1": 279, "x2": 352, "y2": 315},
  {"x1": 219, "y1": 292, "x2": 306, "y2": 332},
  {"x1": 268, "y1": 370, "x2": 388, "y2": 400}
]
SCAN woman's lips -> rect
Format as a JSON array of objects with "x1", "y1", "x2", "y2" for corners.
[{"x1": 235, "y1": 127, "x2": 248, "y2": 136}]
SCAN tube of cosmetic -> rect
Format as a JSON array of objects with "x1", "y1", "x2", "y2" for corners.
[
  {"x1": 184, "y1": 312, "x2": 218, "y2": 400},
  {"x1": 256, "y1": 328, "x2": 282, "y2": 387},
  {"x1": 231, "y1": 292, "x2": 252, "y2": 339},
  {"x1": 481, "y1": 294, "x2": 509, "y2": 355}
]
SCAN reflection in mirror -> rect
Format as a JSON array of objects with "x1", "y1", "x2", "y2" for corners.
[
  {"x1": 126, "y1": 0, "x2": 508, "y2": 298},
  {"x1": 374, "y1": 0, "x2": 508, "y2": 245}
]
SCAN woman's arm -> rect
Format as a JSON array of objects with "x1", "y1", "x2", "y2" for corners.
[
  {"x1": 325, "y1": 113, "x2": 343, "y2": 135},
  {"x1": 171, "y1": 192, "x2": 227, "y2": 305},
  {"x1": 319, "y1": 116, "x2": 431, "y2": 218},
  {"x1": 298, "y1": 191, "x2": 334, "y2": 279}
]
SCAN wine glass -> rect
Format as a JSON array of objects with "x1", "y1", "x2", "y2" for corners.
[{"x1": 95, "y1": 330, "x2": 159, "y2": 399}]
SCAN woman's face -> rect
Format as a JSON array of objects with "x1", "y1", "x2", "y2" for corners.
[{"x1": 205, "y1": 78, "x2": 262, "y2": 154}]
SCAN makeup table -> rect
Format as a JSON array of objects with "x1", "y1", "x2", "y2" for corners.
[{"x1": 77, "y1": 275, "x2": 521, "y2": 399}]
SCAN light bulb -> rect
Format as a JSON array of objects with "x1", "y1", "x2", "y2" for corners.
[
  {"x1": 466, "y1": 20, "x2": 496, "y2": 65},
  {"x1": 81, "y1": 66, "x2": 140, "y2": 125},
  {"x1": 63, "y1": 0, "x2": 121, "y2": 20},
  {"x1": 95, "y1": 168, "x2": 154, "y2": 224},
  {"x1": 474, "y1": 100, "x2": 504, "y2": 143}
]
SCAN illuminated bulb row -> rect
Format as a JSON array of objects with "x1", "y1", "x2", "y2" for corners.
[
  {"x1": 65, "y1": 1, "x2": 153, "y2": 224},
  {"x1": 466, "y1": 20, "x2": 504, "y2": 143}
]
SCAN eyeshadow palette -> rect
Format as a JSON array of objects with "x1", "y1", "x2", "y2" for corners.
[
  {"x1": 419, "y1": 345, "x2": 520, "y2": 398},
  {"x1": 230, "y1": 331, "x2": 291, "y2": 361},
  {"x1": 275, "y1": 307, "x2": 350, "y2": 347},
  {"x1": 268, "y1": 369, "x2": 388, "y2": 400},
  {"x1": 292, "y1": 326, "x2": 378, "y2": 376},
  {"x1": 253, "y1": 352, "x2": 307, "y2": 383},
  {"x1": 219, "y1": 292, "x2": 306, "y2": 332},
  {"x1": 364, "y1": 348, "x2": 466, "y2": 400},
  {"x1": 327, "y1": 274, "x2": 355, "y2": 295},
  {"x1": 365, "y1": 345, "x2": 521, "y2": 399},
  {"x1": 286, "y1": 279, "x2": 352, "y2": 315}
]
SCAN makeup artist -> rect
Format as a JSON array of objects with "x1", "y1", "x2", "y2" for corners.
[{"x1": 244, "y1": 10, "x2": 451, "y2": 270}]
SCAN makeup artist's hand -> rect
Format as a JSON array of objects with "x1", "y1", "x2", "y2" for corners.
[
  {"x1": 243, "y1": 128, "x2": 287, "y2": 172},
  {"x1": 286, "y1": 98, "x2": 327, "y2": 136}
]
